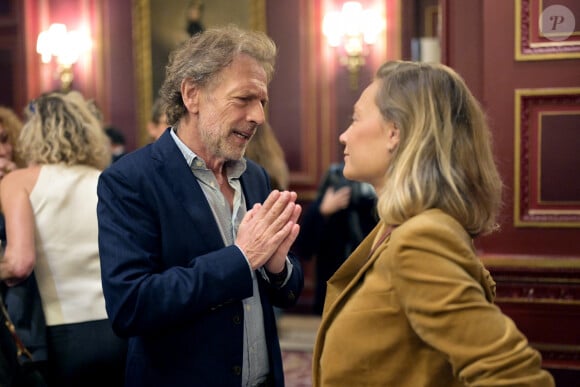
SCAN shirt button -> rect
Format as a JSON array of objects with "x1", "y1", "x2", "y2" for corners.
[{"x1": 233, "y1": 315, "x2": 241, "y2": 324}]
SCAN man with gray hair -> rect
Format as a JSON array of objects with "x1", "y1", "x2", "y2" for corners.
[{"x1": 97, "y1": 25, "x2": 303, "y2": 387}]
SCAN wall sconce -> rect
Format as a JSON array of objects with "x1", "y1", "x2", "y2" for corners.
[
  {"x1": 36, "y1": 23, "x2": 92, "y2": 92},
  {"x1": 323, "y1": 2, "x2": 385, "y2": 90}
]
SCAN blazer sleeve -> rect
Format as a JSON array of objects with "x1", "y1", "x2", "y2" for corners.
[
  {"x1": 97, "y1": 163, "x2": 254, "y2": 337},
  {"x1": 387, "y1": 216, "x2": 554, "y2": 386}
]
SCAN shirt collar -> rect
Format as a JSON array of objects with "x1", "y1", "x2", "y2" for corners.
[{"x1": 170, "y1": 126, "x2": 246, "y2": 178}]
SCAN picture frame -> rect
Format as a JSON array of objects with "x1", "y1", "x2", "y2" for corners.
[
  {"x1": 514, "y1": 87, "x2": 580, "y2": 227},
  {"x1": 132, "y1": 0, "x2": 265, "y2": 146},
  {"x1": 515, "y1": 0, "x2": 580, "y2": 61}
]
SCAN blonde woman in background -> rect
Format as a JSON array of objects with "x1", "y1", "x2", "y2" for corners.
[
  {"x1": 0, "y1": 106, "x2": 48, "y2": 386},
  {"x1": 0, "y1": 91, "x2": 127, "y2": 387},
  {"x1": 245, "y1": 121, "x2": 290, "y2": 191},
  {"x1": 0, "y1": 107, "x2": 23, "y2": 180},
  {"x1": 312, "y1": 61, "x2": 554, "y2": 386}
]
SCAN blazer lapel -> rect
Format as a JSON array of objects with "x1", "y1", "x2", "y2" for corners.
[
  {"x1": 321, "y1": 223, "x2": 391, "y2": 330},
  {"x1": 151, "y1": 131, "x2": 224, "y2": 248},
  {"x1": 239, "y1": 159, "x2": 269, "y2": 208},
  {"x1": 313, "y1": 223, "x2": 389, "y2": 383},
  {"x1": 324, "y1": 225, "x2": 379, "y2": 309}
]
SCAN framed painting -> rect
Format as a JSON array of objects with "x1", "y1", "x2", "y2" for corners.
[
  {"x1": 515, "y1": 0, "x2": 580, "y2": 60},
  {"x1": 132, "y1": 0, "x2": 265, "y2": 146},
  {"x1": 514, "y1": 88, "x2": 580, "y2": 227}
]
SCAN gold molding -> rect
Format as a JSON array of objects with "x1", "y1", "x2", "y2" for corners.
[
  {"x1": 514, "y1": 87, "x2": 580, "y2": 227},
  {"x1": 293, "y1": 0, "x2": 319, "y2": 192},
  {"x1": 132, "y1": 0, "x2": 265, "y2": 148},
  {"x1": 481, "y1": 254, "x2": 580, "y2": 268},
  {"x1": 424, "y1": 5, "x2": 439, "y2": 38},
  {"x1": 532, "y1": 342, "x2": 580, "y2": 353},
  {"x1": 250, "y1": 0, "x2": 266, "y2": 32},
  {"x1": 515, "y1": 0, "x2": 580, "y2": 61},
  {"x1": 132, "y1": 0, "x2": 153, "y2": 148},
  {"x1": 496, "y1": 297, "x2": 580, "y2": 305}
]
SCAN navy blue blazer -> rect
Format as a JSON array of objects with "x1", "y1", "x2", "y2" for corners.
[{"x1": 97, "y1": 129, "x2": 303, "y2": 387}]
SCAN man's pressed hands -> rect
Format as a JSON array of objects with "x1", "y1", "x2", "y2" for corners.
[{"x1": 236, "y1": 190, "x2": 301, "y2": 273}]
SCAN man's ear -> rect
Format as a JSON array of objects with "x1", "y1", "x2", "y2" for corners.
[{"x1": 181, "y1": 79, "x2": 199, "y2": 114}]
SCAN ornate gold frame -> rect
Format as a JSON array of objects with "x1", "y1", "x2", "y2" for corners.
[
  {"x1": 132, "y1": 0, "x2": 265, "y2": 147},
  {"x1": 515, "y1": 0, "x2": 580, "y2": 61},
  {"x1": 514, "y1": 87, "x2": 580, "y2": 227}
]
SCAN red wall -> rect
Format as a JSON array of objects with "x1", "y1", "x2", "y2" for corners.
[
  {"x1": 442, "y1": 0, "x2": 580, "y2": 380},
  {"x1": 11, "y1": 0, "x2": 138, "y2": 151}
]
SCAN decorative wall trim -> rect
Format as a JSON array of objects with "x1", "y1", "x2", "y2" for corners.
[
  {"x1": 250, "y1": 0, "x2": 266, "y2": 32},
  {"x1": 483, "y1": 254, "x2": 580, "y2": 369},
  {"x1": 482, "y1": 254, "x2": 580, "y2": 268},
  {"x1": 286, "y1": 0, "x2": 319, "y2": 194},
  {"x1": 533, "y1": 343, "x2": 580, "y2": 364},
  {"x1": 482, "y1": 254, "x2": 580, "y2": 304},
  {"x1": 132, "y1": 0, "x2": 265, "y2": 148},
  {"x1": 132, "y1": 0, "x2": 152, "y2": 147},
  {"x1": 515, "y1": 0, "x2": 580, "y2": 61},
  {"x1": 514, "y1": 88, "x2": 580, "y2": 227}
]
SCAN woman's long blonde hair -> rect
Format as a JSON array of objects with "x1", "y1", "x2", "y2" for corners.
[
  {"x1": 375, "y1": 61, "x2": 502, "y2": 236},
  {"x1": 18, "y1": 91, "x2": 111, "y2": 170}
]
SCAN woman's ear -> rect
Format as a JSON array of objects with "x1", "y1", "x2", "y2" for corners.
[
  {"x1": 387, "y1": 122, "x2": 400, "y2": 152},
  {"x1": 181, "y1": 79, "x2": 200, "y2": 114}
]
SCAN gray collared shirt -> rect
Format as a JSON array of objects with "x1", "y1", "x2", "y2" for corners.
[{"x1": 171, "y1": 129, "x2": 291, "y2": 386}]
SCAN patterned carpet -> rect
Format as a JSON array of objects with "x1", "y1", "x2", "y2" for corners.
[
  {"x1": 282, "y1": 351, "x2": 313, "y2": 387},
  {"x1": 278, "y1": 314, "x2": 320, "y2": 387}
]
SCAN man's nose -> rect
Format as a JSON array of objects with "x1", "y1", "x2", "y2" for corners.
[{"x1": 246, "y1": 100, "x2": 265, "y2": 125}]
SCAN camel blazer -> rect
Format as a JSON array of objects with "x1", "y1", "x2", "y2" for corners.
[
  {"x1": 97, "y1": 130, "x2": 303, "y2": 387},
  {"x1": 312, "y1": 209, "x2": 554, "y2": 387}
]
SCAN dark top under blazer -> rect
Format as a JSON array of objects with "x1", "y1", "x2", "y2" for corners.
[{"x1": 96, "y1": 129, "x2": 303, "y2": 387}]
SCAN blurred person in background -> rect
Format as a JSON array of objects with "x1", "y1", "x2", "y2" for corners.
[
  {"x1": 293, "y1": 161, "x2": 378, "y2": 315},
  {"x1": 186, "y1": 0, "x2": 205, "y2": 37},
  {"x1": 105, "y1": 126, "x2": 127, "y2": 163},
  {"x1": 0, "y1": 91, "x2": 127, "y2": 387},
  {"x1": 0, "y1": 107, "x2": 23, "y2": 180},
  {"x1": 0, "y1": 106, "x2": 47, "y2": 387},
  {"x1": 245, "y1": 121, "x2": 289, "y2": 192},
  {"x1": 146, "y1": 98, "x2": 169, "y2": 142}
]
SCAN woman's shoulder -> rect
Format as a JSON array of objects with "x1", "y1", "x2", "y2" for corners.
[
  {"x1": 0, "y1": 167, "x2": 41, "y2": 213},
  {"x1": 0, "y1": 166, "x2": 41, "y2": 189},
  {"x1": 392, "y1": 209, "x2": 471, "y2": 245}
]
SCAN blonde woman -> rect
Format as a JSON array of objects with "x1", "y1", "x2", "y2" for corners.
[
  {"x1": 0, "y1": 106, "x2": 23, "y2": 180},
  {"x1": 245, "y1": 121, "x2": 290, "y2": 191},
  {"x1": 312, "y1": 61, "x2": 554, "y2": 386},
  {"x1": 0, "y1": 91, "x2": 127, "y2": 386}
]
